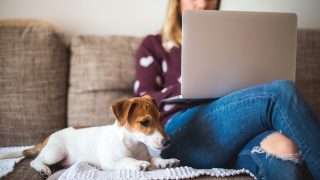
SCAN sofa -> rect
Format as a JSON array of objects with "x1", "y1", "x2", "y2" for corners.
[{"x1": 0, "y1": 19, "x2": 319, "y2": 180}]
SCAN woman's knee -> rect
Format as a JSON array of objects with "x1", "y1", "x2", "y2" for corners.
[
  {"x1": 260, "y1": 132, "x2": 301, "y2": 162},
  {"x1": 235, "y1": 131, "x2": 304, "y2": 179},
  {"x1": 269, "y1": 80, "x2": 297, "y2": 96}
]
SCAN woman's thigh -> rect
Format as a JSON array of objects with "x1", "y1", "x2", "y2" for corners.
[{"x1": 161, "y1": 96, "x2": 268, "y2": 168}]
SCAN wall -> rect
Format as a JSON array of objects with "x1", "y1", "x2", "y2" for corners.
[
  {"x1": 221, "y1": 0, "x2": 320, "y2": 29},
  {"x1": 0, "y1": 0, "x2": 319, "y2": 38},
  {"x1": 0, "y1": 0, "x2": 168, "y2": 38}
]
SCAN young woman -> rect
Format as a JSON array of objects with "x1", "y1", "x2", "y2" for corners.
[{"x1": 134, "y1": 0, "x2": 320, "y2": 179}]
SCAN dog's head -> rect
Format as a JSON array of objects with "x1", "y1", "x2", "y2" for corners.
[{"x1": 110, "y1": 95, "x2": 170, "y2": 150}]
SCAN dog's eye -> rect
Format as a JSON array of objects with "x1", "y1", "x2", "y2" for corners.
[{"x1": 140, "y1": 119, "x2": 151, "y2": 127}]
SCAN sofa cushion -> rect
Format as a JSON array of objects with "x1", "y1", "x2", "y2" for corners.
[
  {"x1": 68, "y1": 36, "x2": 141, "y2": 126},
  {"x1": 296, "y1": 29, "x2": 320, "y2": 120},
  {"x1": 68, "y1": 91, "x2": 132, "y2": 126},
  {"x1": 0, "y1": 20, "x2": 68, "y2": 146}
]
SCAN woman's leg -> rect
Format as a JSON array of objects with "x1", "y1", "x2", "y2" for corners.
[
  {"x1": 161, "y1": 80, "x2": 320, "y2": 179},
  {"x1": 234, "y1": 130, "x2": 304, "y2": 180}
]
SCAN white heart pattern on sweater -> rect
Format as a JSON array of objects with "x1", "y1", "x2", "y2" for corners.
[
  {"x1": 164, "y1": 104, "x2": 175, "y2": 111},
  {"x1": 134, "y1": 80, "x2": 140, "y2": 93},
  {"x1": 162, "y1": 60, "x2": 168, "y2": 73},
  {"x1": 161, "y1": 88, "x2": 168, "y2": 93},
  {"x1": 140, "y1": 56, "x2": 154, "y2": 68}
]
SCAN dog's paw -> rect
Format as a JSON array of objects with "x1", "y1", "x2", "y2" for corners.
[
  {"x1": 38, "y1": 167, "x2": 52, "y2": 179},
  {"x1": 134, "y1": 160, "x2": 151, "y2": 171},
  {"x1": 153, "y1": 158, "x2": 180, "y2": 169}
]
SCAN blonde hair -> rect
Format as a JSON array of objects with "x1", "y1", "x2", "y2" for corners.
[
  {"x1": 161, "y1": 0, "x2": 182, "y2": 50},
  {"x1": 161, "y1": 0, "x2": 221, "y2": 51}
]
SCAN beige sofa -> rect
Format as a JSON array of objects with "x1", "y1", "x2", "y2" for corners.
[{"x1": 0, "y1": 19, "x2": 319, "y2": 179}]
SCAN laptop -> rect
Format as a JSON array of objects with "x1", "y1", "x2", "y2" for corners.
[{"x1": 163, "y1": 10, "x2": 297, "y2": 103}]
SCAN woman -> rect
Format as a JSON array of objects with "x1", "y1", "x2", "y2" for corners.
[{"x1": 134, "y1": 0, "x2": 320, "y2": 179}]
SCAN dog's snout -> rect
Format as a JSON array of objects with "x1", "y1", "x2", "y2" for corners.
[{"x1": 162, "y1": 139, "x2": 171, "y2": 147}]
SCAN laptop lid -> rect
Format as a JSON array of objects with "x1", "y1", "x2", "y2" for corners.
[{"x1": 181, "y1": 10, "x2": 297, "y2": 99}]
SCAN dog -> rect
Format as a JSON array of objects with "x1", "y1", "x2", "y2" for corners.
[{"x1": 0, "y1": 95, "x2": 180, "y2": 177}]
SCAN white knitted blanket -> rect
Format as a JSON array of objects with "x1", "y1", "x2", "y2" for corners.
[
  {"x1": 58, "y1": 161, "x2": 256, "y2": 180},
  {"x1": 0, "y1": 146, "x2": 34, "y2": 178}
]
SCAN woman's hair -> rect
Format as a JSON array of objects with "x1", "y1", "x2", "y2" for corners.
[
  {"x1": 161, "y1": 0, "x2": 182, "y2": 50},
  {"x1": 161, "y1": 0, "x2": 220, "y2": 51}
]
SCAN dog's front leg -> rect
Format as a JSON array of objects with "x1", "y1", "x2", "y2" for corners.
[
  {"x1": 150, "y1": 157, "x2": 180, "y2": 169},
  {"x1": 104, "y1": 157, "x2": 151, "y2": 171}
]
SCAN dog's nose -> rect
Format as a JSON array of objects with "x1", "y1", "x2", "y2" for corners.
[{"x1": 162, "y1": 139, "x2": 171, "y2": 147}]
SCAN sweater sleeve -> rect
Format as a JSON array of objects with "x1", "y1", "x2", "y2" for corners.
[{"x1": 134, "y1": 35, "x2": 180, "y2": 108}]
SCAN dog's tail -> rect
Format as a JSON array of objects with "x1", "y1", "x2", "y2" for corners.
[
  {"x1": 0, "y1": 144, "x2": 41, "y2": 160},
  {"x1": 0, "y1": 137, "x2": 49, "y2": 160},
  {"x1": 0, "y1": 150, "x2": 24, "y2": 159}
]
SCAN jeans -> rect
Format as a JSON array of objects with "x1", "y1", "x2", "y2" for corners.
[{"x1": 161, "y1": 80, "x2": 320, "y2": 180}]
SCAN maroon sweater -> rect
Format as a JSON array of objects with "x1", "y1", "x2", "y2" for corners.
[{"x1": 134, "y1": 34, "x2": 194, "y2": 126}]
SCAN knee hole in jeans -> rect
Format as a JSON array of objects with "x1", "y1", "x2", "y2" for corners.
[{"x1": 251, "y1": 132, "x2": 302, "y2": 164}]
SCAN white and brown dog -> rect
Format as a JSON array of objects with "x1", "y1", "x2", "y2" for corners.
[{"x1": 0, "y1": 95, "x2": 180, "y2": 177}]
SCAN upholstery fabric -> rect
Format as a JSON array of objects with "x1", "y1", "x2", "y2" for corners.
[
  {"x1": 68, "y1": 90, "x2": 132, "y2": 126},
  {"x1": 2, "y1": 159, "x2": 41, "y2": 180},
  {"x1": 296, "y1": 29, "x2": 320, "y2": 120},
  {"x1": 2, "y1": 158, "x2": 66, "y2": 180},
  {"x1": 0, "y1": 20, "x2": 69, "y2": 146},
  {"x1": 68, "y1": 36, "x2": 141, "y2": 126}
]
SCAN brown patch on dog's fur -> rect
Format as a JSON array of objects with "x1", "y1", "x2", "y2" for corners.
[
  {"x1": 23, "y1": 136, "x2": 50, "y2": 158},
  {"x1": 110, "y1": 95, "x2": 168, "y2": 139}
]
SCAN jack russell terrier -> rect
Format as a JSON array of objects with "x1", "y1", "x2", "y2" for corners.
[{"x1": 0, "y1": 95, "x2": 180, "y2": 178}]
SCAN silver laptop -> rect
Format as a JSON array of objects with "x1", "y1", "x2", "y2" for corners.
[{"x1": 163, "y1": 10, "x2": 297, "y2": 103}]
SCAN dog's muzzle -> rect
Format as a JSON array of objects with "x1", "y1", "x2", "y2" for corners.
[{"x1": 162, "y1": 139, "x2": 171, "y2": 148}]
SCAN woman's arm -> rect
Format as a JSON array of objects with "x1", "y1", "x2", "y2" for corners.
[{"x1": 134, "y1": 35, "x2": 180, "y2": 108}]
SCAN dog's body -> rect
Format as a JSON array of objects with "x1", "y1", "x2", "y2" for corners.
[{"x1": 0, "y1": 95, "x2": 179, "y2": 177}]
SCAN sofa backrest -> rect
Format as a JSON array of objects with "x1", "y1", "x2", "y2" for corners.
[
  {"x1": 68, "y1": 36, "x2": 142, "y2": 127},
  {"x1": 0, "y1": 20, "x2": 69, "y2": 146}
]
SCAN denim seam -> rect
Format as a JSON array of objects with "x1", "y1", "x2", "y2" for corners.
[
  {"x1": 202, "y1": 95, "x2": 272, "y2": 130},
  {"x1": 273, "y1": 97, "x2": 320, "y2": 170},
  {"x1": 272, "y1": 97, "x2": 297, "y2": 142},
  {"x1": 207, "y1": 95, "x2": 272, "y2": 113},
  {"x1": 267, "y1": 96, "x2": 308, "y2": 164},
  {"x1": 238, "y1": 152, "x2": 266, "y2": 180}
]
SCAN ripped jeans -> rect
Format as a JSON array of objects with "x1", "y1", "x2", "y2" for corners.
[{"x1": 161, "y1": 80, "x2": 320, "y2": 180}]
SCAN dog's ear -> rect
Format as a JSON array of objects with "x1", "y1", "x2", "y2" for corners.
[
  {"x1": 110, "y1": 99, "x2": 136, "y2": 126},
  {"x1": 142, "y1": 95, "x2": 153, "y2": 99},
  {"x1": 142, "y1": 95, "x2": 157, "y2": 107}
]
